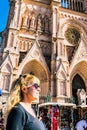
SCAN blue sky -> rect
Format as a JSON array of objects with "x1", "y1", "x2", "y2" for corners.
[{"x1": 0, "y1": 0, "x2": 9, "y2": 32}]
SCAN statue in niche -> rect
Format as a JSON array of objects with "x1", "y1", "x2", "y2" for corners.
[
  {"x1": 37, "y1": 15, "x2": 42, "y2": 30},
  {"x1": 44, "y1": 16, "x2": 49, "y2": 33},
  {"x1": 22, "y1": 7, "x2": 31, "y2": 28},
  {"x1": 30, "y1": 12, "x2": 36, "y2": 29},
  {"x1": 77, "y1": 89, "x2": 86, "y2": 105}
]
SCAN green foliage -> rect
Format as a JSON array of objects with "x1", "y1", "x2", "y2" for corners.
[
  {"x1": 65, "y1": 28, "x2": 80, "y2": 45},
  {"x1": 70, "y1": 96, "x2": 76, "y2": 104},
  {"x1": 40, "y1": 94, "x2": 51, "y2": 102}
]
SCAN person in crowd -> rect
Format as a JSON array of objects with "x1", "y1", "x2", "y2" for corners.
[
  {"x1": 38, "y1": 116, "x2": 48, "y2": 130},
  {"x1": 6, "y1": 73, "x2": 46, "y2": 130},
  {"x1": 75, "y1": 119, "x2": 87, "y2": 130}
]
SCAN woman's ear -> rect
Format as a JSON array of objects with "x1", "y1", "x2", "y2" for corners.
[{"x1": 21, "y1": 86, "x2": 27, "y2": 93}]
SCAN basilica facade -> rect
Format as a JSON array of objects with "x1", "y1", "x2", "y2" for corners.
[{"x1": 0, "y1": 0, "x2": 87, "y2": 105}]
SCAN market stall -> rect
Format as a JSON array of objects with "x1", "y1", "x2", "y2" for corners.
[
  {"x1": 74, "y1": 105, "x2": 87, "y2": 119},
  {"x1": 38, "y1": 102, "x2": 76, "y2": 130},
  {"x1": 73, "y1": 105, "x2": 87, "y2": 129}
]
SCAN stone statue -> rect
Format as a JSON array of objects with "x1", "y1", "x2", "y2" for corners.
[
  {"x1": 22, "y1": 15, "x2": 29, "y2": 27},
  {"x1": 37, "y1": 15, "x2": 42, "y2": 30},
  {"x1": 77, "y1": 89, "x2": 86, "y2": 105},
  {"x1": 30, "y1": 13, "x2": 36, "y2": 29},
  {"x1": 21, "y1": 7, "x2": 30, "y2": 28}
]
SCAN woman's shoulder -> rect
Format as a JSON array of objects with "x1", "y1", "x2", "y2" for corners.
[
  {"x1": 14, "y1": 103, "x2": 23, "y2": 109},
  {"x1": 7, "y1": 103, "x2": 26, "y2": 122},
  {"x1": 10, "y1": 103, "x2": 25, "y2": 115}
]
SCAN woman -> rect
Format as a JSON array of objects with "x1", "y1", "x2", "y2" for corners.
[{"x1": 6, "y1": 74, "x2": 46, "y2": 130}]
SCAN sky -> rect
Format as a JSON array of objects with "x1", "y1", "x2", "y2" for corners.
[{"x1": 0, "y1": 0, "x2": 9, "y2": 32}]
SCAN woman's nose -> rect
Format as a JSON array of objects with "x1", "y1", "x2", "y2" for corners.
[{"x1": 37, "y1": 87, "x2": 41, "y2": 92}]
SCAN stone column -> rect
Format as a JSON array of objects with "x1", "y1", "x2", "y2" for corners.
[
  {"x1": 13, "y1": 0, "x2": 21, "y2": 28},
  {"x1": 52, "y1": 7, "x2": 57, "y2": 38}
]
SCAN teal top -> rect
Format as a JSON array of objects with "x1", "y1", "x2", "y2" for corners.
[{"x1": 6, "y1": 103, "x2": 46, "y2": 130}]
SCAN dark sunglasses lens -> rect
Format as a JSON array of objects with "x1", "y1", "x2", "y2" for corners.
[{"x1": 34, "y1": 83, "x2": 39, "y2": 89}]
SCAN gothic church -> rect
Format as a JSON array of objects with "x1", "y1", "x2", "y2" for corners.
[{"x1": 0, "y1": 0, "x2": 87, "y2": 105}]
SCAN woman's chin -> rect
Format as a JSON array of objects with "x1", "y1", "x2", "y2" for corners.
[{"x1": 32, "y1": 98, "x2": 39, "y2": 104}]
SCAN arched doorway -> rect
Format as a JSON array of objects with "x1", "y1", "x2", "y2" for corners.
[
  {"x1": 21, "y1": 59, "x2": 50, "y2": 101},
  {"x1": 72, "y1": 74, "x2": 86, "y2": 105}
]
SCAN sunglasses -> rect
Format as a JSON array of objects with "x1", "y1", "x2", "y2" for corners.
[
  {"x1": 33, "y1": 83, "x2": 40, "y2": 89},
  {"x1": 28, "y1": 83, "x2": 40, "y2": 89}
]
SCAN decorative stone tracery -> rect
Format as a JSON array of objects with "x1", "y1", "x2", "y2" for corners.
[
  {"x1": 65, "y1": 28, "x2": 80, "y2": 45},
  {"x1": 19, "y1": 40, "x2": 33, "y2": 52}
]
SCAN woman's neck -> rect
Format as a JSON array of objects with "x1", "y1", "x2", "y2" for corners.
[
  {"x1": 20, "y1": 101, "x2": 32, "y2": 108},
  {"x1": 20, "y1": 102, "x2": 36, "y2": 117}
]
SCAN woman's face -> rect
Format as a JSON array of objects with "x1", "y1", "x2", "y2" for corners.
[{"x1": 24, "y1": 84, "x2": 41, "y2": 102}]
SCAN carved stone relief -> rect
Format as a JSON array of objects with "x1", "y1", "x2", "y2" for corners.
[
  {"x1": 40, "y1": 42, "x2": 51, "y2": 56},
  {"x1": 77, "y1": 47, "x2": 87, "y2": 59},
  {"x1": 20, "y1": 6, "x2": 51, "y2": 33},
  {"x1": 19, "y1": 40, "x2": 33, "y2": 52}
]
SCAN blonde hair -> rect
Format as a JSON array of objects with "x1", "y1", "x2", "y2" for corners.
[{"x1": 6, "y1": 74, "x2": 40, "y2": 115}]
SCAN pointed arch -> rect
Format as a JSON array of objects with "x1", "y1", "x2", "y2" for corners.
[
  {"x1": 2, "y1": 63, "x2": 12, "y2": 73},
  {"x1": 70, "y1": 61, "x2": 87, "y2": 104},
  {"x1": 72, "y1": 74, "x2": 85, "y2": 90},
  {"x1": 58, "y1": 70, "x2": 66, "y2": 96},
  {"x1": 44, "y1": 15, "x2": 49, "y2": 33},
  {"x1": 56, "y1": 64, "x2": 67, "y2": 97},
  {"x1": 1, "y1": 63, "x2": 11, "y2": 91},
  {"x1": 21, "y1": 59, "x2": 49, "y2": 97},
  {"x1": 22, "y1": 59, "x2": 48, "y2": 80},
  {"x1": 72, "y1": 73, "x2": 86, "y2": 105}
]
